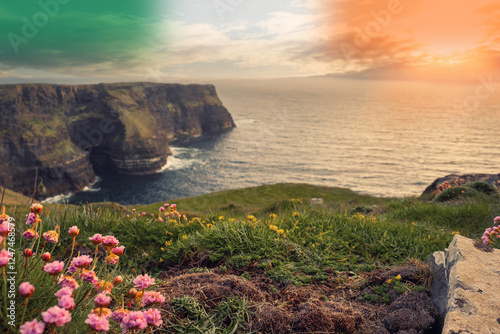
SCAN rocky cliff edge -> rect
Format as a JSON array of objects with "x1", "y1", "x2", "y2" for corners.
[{"x1": 0, "y1": 82, "x2": 235, "y2": 198}]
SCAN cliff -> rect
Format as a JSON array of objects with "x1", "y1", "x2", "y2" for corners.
[{"x1": 0, "y1": 82, "x2": 235, "y2": 199}]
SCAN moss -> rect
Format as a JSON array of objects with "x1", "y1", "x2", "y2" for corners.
[
  {"x1": 118, "y1": 109, "x2": 156, "y2": 141},
  {"x1": 37, "y1": 139, "x2": 79, "y2": 163}
]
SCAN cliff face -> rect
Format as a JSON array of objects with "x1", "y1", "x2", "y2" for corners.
[{"x1": 0, "y1": 82, "x2": 235, "y2": 198}]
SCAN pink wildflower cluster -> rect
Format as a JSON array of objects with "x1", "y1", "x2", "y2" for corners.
[
  {"x1": 70, "y1": 255, "x2": 93, "y2": 269},
  {"x1": 482, "y1": 216, "x2": 500, "y2": 245},
  {"x1": 133, "y1": 273, "x2": 156, "y2": 290},
  {"x1": 41, "y1": 306, "x2": 72, "y2": 327},
  {"x1": 0, "y1": 248, "x2": 12, "y2": 267},
  {"x1": 14, "y1": 204, "x2": 166, "y2": 333}
]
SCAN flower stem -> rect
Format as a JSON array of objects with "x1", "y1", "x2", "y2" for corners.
[{"x1": 20, "y1": 298, "x2": 30, "y2": 327}]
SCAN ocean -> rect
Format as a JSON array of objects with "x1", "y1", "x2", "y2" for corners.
[{"x1": 48, "y1": 77, "x2": 500, "y2": 205}]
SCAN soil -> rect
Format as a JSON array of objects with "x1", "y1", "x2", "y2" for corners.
[{"x1": 155, "y1": 262, "x2": 441, "y2": 334}]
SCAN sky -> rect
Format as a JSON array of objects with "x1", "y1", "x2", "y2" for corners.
[{"x1": 0, "y1": 0, "x2": 499, "y2": 83}]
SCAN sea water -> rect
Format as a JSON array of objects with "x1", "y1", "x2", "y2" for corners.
[{"x1": 53, "y1": 77, "x2": 499, "y2": 205}]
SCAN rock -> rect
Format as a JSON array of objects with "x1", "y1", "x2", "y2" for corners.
[
  {"x1": 426, "y1": 235, "x2": 500, "y2": 334},
  {"x1": 310, "y1": 198, "x2": 325, "y2": 205},
  {"x1": 422, "y1": 173, "x2": 500, "y2": 197},
  {"x1": 0, "y1": 82, "x2": 235, "y2": 198}
]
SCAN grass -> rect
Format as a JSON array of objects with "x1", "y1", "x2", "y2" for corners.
[
  {"x1": 1, "y1": 183, "x2": 499, "y2": 333},
  {"x1": 136, "y1": 183, "x2": 394, "y2": 217}
]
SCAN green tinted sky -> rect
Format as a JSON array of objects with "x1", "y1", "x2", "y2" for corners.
[{"x1": 0, "y1": 0, "x2": 169, "y2": 83}]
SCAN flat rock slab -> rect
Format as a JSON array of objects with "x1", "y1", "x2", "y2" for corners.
[{"x1": 427, "y1": 235, "x2": 500, "y2": 334}]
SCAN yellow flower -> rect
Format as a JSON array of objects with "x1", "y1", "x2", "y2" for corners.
[
  {"x1": 386, "y1": 279, "x2": 392, "y2": 284},
  {"x1": 277, "y1": 229, "x2": 284, "y2": 235},
  {"x1": 165, "y1": 240, "x2": 172, "y2": 246},
  {"x1": 395, "y1": 275, "x2": 401, "y2": 280},
  {"x1": 452, "y1": 231, "x2": 460, "y2": 235},
  {"x1": 181, "y1": 235, "x2": 188, "y2": 240},
  {"x1": 161, "y1": 247, "x2": 165, "y2": 251},
  {"x1": 218, "y1": 216, "x2": 224, "y2": 220},
  {"x1": 207, "y1": 223, "x2": 213, "y2": 228},
  {"x1": 292, "y1": 212, "x2": 299, "y2": 217}
]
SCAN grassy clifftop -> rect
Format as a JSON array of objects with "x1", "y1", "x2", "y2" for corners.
[{"x1": 1, "y1": 182, "x2": 498, "y2": 333}]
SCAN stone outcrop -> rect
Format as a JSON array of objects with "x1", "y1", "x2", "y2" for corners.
[
  {"x1": 426, "y1": 235, "x2": 500, "y2": 334},
  {"x1": 0, "y1": 82, "x2": 235, "y2": 198},
  {"x1": 422, "y1": 173, "x2": 500, "y2": 197}
]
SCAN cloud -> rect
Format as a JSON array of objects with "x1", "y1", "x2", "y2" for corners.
[
  {"x1": 161, "y1": 9, "x2": 327, "y2": 78},
  {"x1": 311, "y1": 0, "x2": 500, "y2": 81}
]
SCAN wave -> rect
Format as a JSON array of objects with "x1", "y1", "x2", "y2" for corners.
[
  {"x1": 42, "y1": 192, "x2": 74, "y2": 204},
  {"x1": 158, "y1": 146, "x2": 200, "y2": 172},
  {"x1": 82, "y1": 176, "x2": 102, "y2": 192}
]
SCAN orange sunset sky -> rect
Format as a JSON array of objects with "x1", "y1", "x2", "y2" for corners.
[{"x1": 321, "y1": 0, "x2": 500, "y2": 81}]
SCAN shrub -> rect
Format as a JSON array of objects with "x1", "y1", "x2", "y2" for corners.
[{"x1": 434, "y1": 186, "x2": 479, "y2": 202}]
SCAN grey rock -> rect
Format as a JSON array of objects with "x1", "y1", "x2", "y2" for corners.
[
  {"x1": 422, "y1": 173, "x2": 500, "y2": 197},
  {"x1": 427, "y1": 235, "x2": 500, "y2": 334},
  {"x1": 310, "y1": 198, "x2": 325, "y2": 205}
]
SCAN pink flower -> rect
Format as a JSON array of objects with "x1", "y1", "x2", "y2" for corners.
[
  {"x1": 30, "y1": 203, "x2": 43, "y2": 214},
  {"x1": 164, "y1": 203, "x2": 169, "y2": 207},
  {"x1": 104, "y1": 253, "x2": 119, "y2": 265},
  {"x1": 120, "y1": 311, "x2": 147, "y2": 331},
  {"x1": 23, "y1": 249, "x2": 33, "y2": 258},
  {"x1": 41, "y1": 252, "x2": 51, "y2": 262},
  {"x1": 58, "y1": 276, "x2": 80, "y2": 290},
  {"x1": 23, "y1": 229, "x2": 38, "y2": 240},
  {"x1": 70, "y1": 255, "x2": 93, "y2": 269},
  {"x1": 142, "y1": 291, "x2": 165, "y2": 306},
  {"x1": 19, "y1": 282, "x2": 35, "y2": 298},
  {"x1": 68, "y1": 226, "x2": 80, "y2": 237},
  {"x1": 133, "y1": 274, "x2": 155, "y2": 290},
  {"x1": 43, "y1": 261, "x2": 64, "y2": 276},
  {"x1": 494, "y1": 216, "x2": 500, "y2": 224},
  {"x1": 58, "y1": 295, "x2": 75, "y2": 311},
  {"x1": 94, "y1": 293, "x2": 111, "y2": 307},
  {"x1": 42, "y1": 230, "x2": 59, "y2": 244},
  {"x1": 83, "y1": 270, "x2": 99, "y2": 284},
  {"x1": 0, "y1": 220, "x2": 10, "y2": 238},
  {"x1": 111, "y1": 246, "x2": 125, "y2": 256},
  {"x1": 142, "y1": 212, "x2": 147, "y2": 216},
  {"x1": 144, "y1": 308, "x2": 163, "y2": 327},
  {"x1": 54, "y1": 287, "x2": 73, "y2": 299},
  {"x1": 110, "y1": 308, "x2": 129, "y2": 323},
  {"x1": 0, "y1": 249, "x2": 12, "y2": 267},
  {"x1": 159, "y1": 207, "x2": 165, "y2": 212},
  {"x1": 67, "y1": 264, "x2": 77, "y2": 273},
  {"x1": 19, "y1": 319, "x2": 45, "y2": 334},
  {"x1": 25, "y1": 213, "x2": 36, "y2": 225},
  {"x1": 101, "y1": 235, "x2": 119, "y2": 248},
  {"x1": 113, "y1": 276, "x2": 123, "y2": 286},
  {"x1": 89, "y1": 234, "x2": 103, "y2": 245},
  {"x1": 85, "y1": 313, "x2": 110, "y2": 332},
  {"x1": 171, "y1": 204, "x2": 177, "y2": 209},
  {"x1": 41, "y1": 306, "x2": 71, "y2": 327}
]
